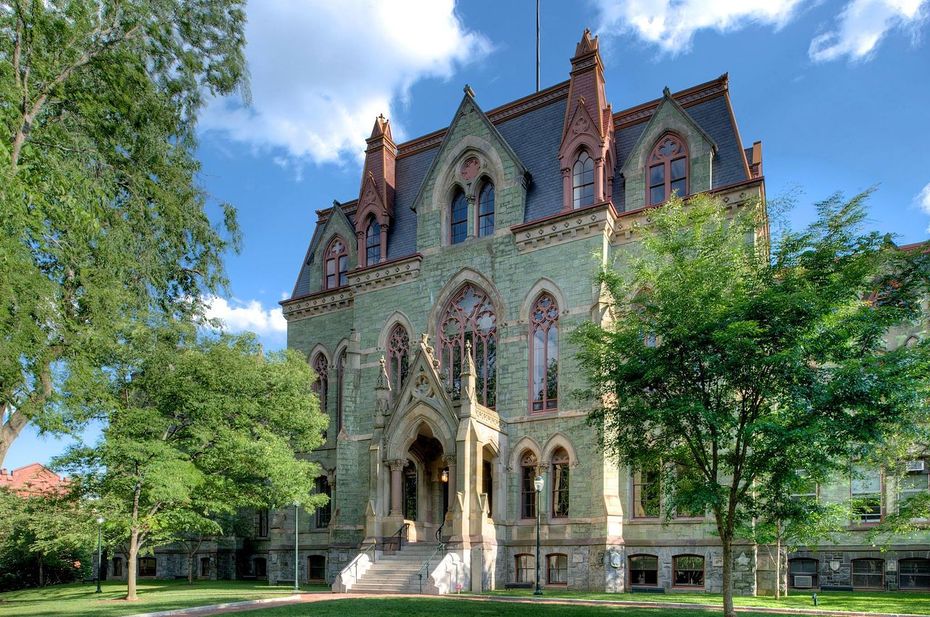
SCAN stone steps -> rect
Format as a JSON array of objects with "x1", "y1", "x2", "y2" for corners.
[{"x1": 347, "y1": 542, "x2": 443, "y2": 595}]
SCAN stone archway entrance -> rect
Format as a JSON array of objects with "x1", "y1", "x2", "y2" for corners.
[{"x1": 388, "y1": 423, "x2": 452, "y2": 541}]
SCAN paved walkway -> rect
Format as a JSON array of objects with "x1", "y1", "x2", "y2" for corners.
[{"x1": 126, "y1": 592, "x2": 930, "y2": 617}]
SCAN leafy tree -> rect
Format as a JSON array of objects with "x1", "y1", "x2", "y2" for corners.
[
  {"x1": 0, "y1": 0, "x2": 248, "y2": 465},
  {"x1": 57, "y1": 326, "x2": 328, "y2": 600},
  {"x1": 0, "y1": 488, "x2": 95, "y2": 590},
  {"x1": 575, "y1": 193, "x2": 930, "y2": 616}
]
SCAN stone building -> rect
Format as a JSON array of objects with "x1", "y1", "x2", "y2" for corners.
[{"x1": 110, "y1": 31, "x2": 928, "y2": 595}]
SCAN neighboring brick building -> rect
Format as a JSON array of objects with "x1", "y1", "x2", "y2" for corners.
[
  {"x1": 120, "y1": 31, "x2": 928, "y2": 594},
  {"x1": 0, "y1": 463, "x2": 68, "y2": 496}
]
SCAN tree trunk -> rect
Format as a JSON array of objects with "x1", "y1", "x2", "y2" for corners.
[
  {"x1": 188, "y1": 552, "x2": 194, "y2": 585},
  {"x1": 722, "y1": 536, "x2": 736, "y2": 617},
  {"x1": 126, "y1": 530, "x2": 140, "y2": 601},
  {"x1": 38, "y1": 555, "x2": 44, "y2": 587},
  {"x1": 0, "y1": 406, "x2": 30, "y2": 467},
  {"x1": 772, "y1": 540, "x2": 781, "y2": 599}
]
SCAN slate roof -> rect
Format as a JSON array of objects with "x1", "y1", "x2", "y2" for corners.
[{"x1": 289, "y1": 76, "x2": 756, "y2": 300}]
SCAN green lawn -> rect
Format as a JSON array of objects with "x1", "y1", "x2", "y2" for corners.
[
  {"x1": 483, "y1": 589, "x2": 930, "y2": 614},
  {"x1": 201, "y1": 598, "x2": 758, "y2": 617},
  {"x1": 0, "y1": 579, "x2": 328, "y2": 617}
]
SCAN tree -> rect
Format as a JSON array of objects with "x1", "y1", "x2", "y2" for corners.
[
  {"x1": 0, "y1": 0, "x2": 248, "y2": 465},
  {"x1": 575, "y1": 193, "x2": 930, "y2": 616},
  {"x1": 57, "y1": 326, "x2": 328, "y2": 600},
  {"x1": 0, "y1": 488, "x2": 95, "y2": 590}
]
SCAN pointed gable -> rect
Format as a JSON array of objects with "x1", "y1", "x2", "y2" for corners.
[
  {"x1": 411, "y1": 87, "x2": 528, "y2": 252},
  {"x1": 290, "y1": 202, "x2": 358, "y2": 298}
]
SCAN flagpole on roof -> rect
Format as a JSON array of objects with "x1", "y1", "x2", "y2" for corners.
[{"x1": 536, "y1": 0, "x2": 540, "y2": 92}]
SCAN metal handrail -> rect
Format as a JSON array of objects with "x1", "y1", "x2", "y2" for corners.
[
  {"x1": 435, "y1": 518, "x2": 446, "y2": 542},
  {"x1": 383, "y1": 522, "x2": 409, "y2": 553},
  {"x1": 351, "y1": 542, "x2": 378, "y2": 588},
  {"x1": 417, "y1": 542, "x2": 446, "y2": 594}
]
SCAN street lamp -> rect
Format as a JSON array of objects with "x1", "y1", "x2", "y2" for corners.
[
  {"x1": 95, "y1": 516, "x2": 104, "y2": 594},
  {"x1": 533, "y1": 475, "x2": 544, "y2": 596},
  {"x1": 293, "y1": 502, "x2": 300, "y2": 594}
]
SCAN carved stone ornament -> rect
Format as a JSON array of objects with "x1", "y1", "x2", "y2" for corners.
[
  {"x1": 460, "y1": 156, "x2": 480, "y2": 182},
  {"x1": 572, "y1": 112, "x2": 590, "y2": 135},
  {"x1": 414, "y1": 371, "x2": 433, "y2": 398}
]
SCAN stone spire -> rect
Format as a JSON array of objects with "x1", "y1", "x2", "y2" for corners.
[{"x1": 355, "y1": 114, "x2": 397, "y2": 266}]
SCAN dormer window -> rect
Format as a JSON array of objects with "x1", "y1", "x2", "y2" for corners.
[
  {"x1": 572, "y1": 151, "x2": 595, "y2": 209},
  {"x1": 477, "y1": 182, "x2": 495, "y2": 237},
  {"x1": 648, "y1": 134, "x2": 688, "y2": 206},
  {"x1": 450, "y1": 189, "x2": 468, "y2": 245},
  {"x1": 324, "y1": 237, "x2": 348, "y2": 289},
  {"x1": 365, "y1": 218, "x2": 381, "y2": 265}
]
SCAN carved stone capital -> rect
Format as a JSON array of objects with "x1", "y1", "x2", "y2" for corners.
[{"x1": 387, "y1": 459, "x2": 406, "y2": 471}]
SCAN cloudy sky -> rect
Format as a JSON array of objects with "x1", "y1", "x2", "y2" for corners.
[{"x1": 9, "y1": 0, "x2": 930, "y2": 469}]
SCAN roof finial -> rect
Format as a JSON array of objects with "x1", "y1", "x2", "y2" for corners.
[
  {"x1": 463, "y1": 84, "x2": 476, "y2": 98},
  {"x1": 663, "y1": 86, "x2": 672, "y2": 99}
]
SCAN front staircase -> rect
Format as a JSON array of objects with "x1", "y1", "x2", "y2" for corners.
[{"x1": 348, "y1": 542, "x2": 441, "y2": 594}]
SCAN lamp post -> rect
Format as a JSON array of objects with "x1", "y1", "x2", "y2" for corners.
[
  {"x1": 95, "y1": 516, "x2": 104, "y2": 593},
  {"x1": 533, "y1": 475, "x2": 544, "y2": 596},
  {"x1": 293, "y1": 502, "x2": 300, "y2": 594}
]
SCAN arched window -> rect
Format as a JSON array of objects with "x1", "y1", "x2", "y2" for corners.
[
  {"x1": 335, "y1": 348, "x2": 346, "y2": 433},
  {"x1": 673, "y1": 555, "x2": 705, "y2": 588},
  {"x1": 520, "y1": 451, "x2": 538, "y2": 519},
  {"x1": 312, "y1": 353, "x2": 328, "y2": 436},
  {"x1": 572, "y1": 151, "x2": 595, "y2": 209},
  {"x1": 633, "y1": 465, "x2": 661, "y2": 518},
  {"x1": 546, "y1": 553, "x2": 568, "y2": 585},
  {"x1": 450, "y1": 189, "x2": 468, "y2": 244},
  {"x1": 324, "y1": 237, "x2": 348, "y2": 289},
  {"x1": 315, "y1": 476, "x2": 332, "y2": 528},
  {"x1": 514, "y1": 554, "x2": 535, "y2": 583},
  {"x1": 647, "y1": 134, "x2": 688, "y2": 206},
  {"x1": 551, "y1": 448, "x2": 570, "y2": 518},
  {"x1": 900, "y1": 558, "x2": 930, "y2": 590},
  {"x1": 789, "y1": 558, "x2": 818, "y2": 589},
  {"x1": 438, "y1": 283, "x2": 497, "y2": 407},
  {"x1": 387, "y1": 324, "x2": 410, "y2": 392},
  {"x1": 852, "y1": 558, "x2": 884, "y2": 589},
  {"x1": 629, "y1": 554, "x2": 659, "y2": 586},
  {"x1": 365, "y1": 218, "x2": 381, "y2": 265},
  {"x1": 477, "y1": 182, "x2": 495, "y2": 237},
  {"x1": 530, "y1": 293, "x2": 559, "y2": 412}
]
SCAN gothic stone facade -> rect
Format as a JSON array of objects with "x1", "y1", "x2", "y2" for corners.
[{"x1": 109, "y1": 32, "x2": 929, "y2": 594}]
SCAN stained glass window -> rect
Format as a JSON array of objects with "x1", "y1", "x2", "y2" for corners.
[
  {"x1": 530, "y1": 293, "x2": 559, "y2": 412},
  {"x1": 438, "y1": 284, "x2": 497, "y2": 407}
]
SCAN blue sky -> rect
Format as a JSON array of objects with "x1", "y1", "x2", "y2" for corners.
[{"x1": 7, "y1": 0, "x2": 930, "y2": 471}]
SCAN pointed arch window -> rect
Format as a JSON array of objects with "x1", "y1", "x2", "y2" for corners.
[
  {"x1": 477, "y1": 182, "x2": 495, "y2": 237},
  {"x1": 520, "y1": 451, "x2": 538, "y2": 519},
  {"x1": 438, "y1": 283, "x2": 497, "y2": 407},
  {"x1": 335, "y1": 348, "x2": 346, "y2": 433},
  {"x1": 324, "y1": 238, "x2": 348, "y2": 289},
  {"x1": 450, "y1": 189, "x2": 468, "y2": 245},
  {"x1": 365, "y1": 218, "x2": 381, "y2": 265},
  {"x1": 312, "y1": 353, "x2": 328, "y2": 412},
  {"x1": 387, "y1": 324, "x2": 410, "y2": 392},
  {"x1": 572, "y1": 151, "x2": 595, "y2": 209},
  {"x1": 530, "y1": 293, "x2": 559, "y2": 412},
  {"x1": 551, "y1": 448, "x2": 570, "y2": 518},
  {"x1": 648, "y1": 134, "x2": 688, "y2": 206}
]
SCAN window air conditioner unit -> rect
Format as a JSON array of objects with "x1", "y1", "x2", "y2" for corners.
[
  {"x1": 793, "y1": 575, "x2": 814, "y2": 589},
  {"x1": 906, "y1": 460, "x2": 925, "y2": 472}
]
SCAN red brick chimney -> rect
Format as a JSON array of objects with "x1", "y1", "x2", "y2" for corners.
[{"x1": 355, "y1": 115, "x2": 396, "y2": 266}]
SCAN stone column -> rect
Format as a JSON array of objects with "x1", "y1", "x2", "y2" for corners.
[
  {"x1": 594, "y1": 157, "x2": 605, "y2": 202},
  {"x1": 561, "y1": 167, "x2": 571, "y2": 211},
  {"x1": 379, "y1": 223, "x2": 388, "y2": 264},
  {"x1": 388, "y1": 459, "x2": 404, "y2": 516},
  {"x1": 355, "y1": 230, "x2": 366, "y2": 267}
]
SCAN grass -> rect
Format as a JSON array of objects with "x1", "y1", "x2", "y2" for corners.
[
  {"x1": 193, "y1": 597, "x2": 771, "y2": 617},
  {"x1": 483, "y1": 589, "x2": 930, "y2": 614},
  {"x1": 0, "y1": 579, "x2": 329, "y2": 617}
]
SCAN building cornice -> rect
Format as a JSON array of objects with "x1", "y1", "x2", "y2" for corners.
[
  {"x1": 510, "y1": 201, "x2": 619, "y2": 253},
  {"x1": 347, "y1": 253, "x2": 423, "y2": 295},
  {"x1": 280, "y1": 286, "x2": 353, "y2": 321}
]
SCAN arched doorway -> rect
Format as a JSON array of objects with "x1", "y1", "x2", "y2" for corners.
[{"x1": 390, "y1": 422, "x2": 452, "y2": 542}]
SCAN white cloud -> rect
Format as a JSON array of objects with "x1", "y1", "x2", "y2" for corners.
[
  {"x1": 916, "y1": 181, "x2": 930, "y2": 232},
  {"x1": 809, "y1": 0, "x2": 927, "y2": 61},
  {"x1": 204, "y1": 296, "x2": 287, "y2": 337},
  {"x1": 200, "y1": 0, "x2": 490, "y2": 166},
  {"x1": 593, "y1": 0, "x2": 804, "y2": 55}
]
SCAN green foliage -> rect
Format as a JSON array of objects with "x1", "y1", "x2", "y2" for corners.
[
  {"x1": 574, "y1": 192, "x2": 930, "y2": 612},
  {"x1": 0, "y1": 0, "x2": 248, "y2": 464},
  {"x1": 55, "y1": 324, "x2": 328, "y2": 597},
  {"x1": 0, "y1": 489, "x2": 95, "y2": 590}
]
